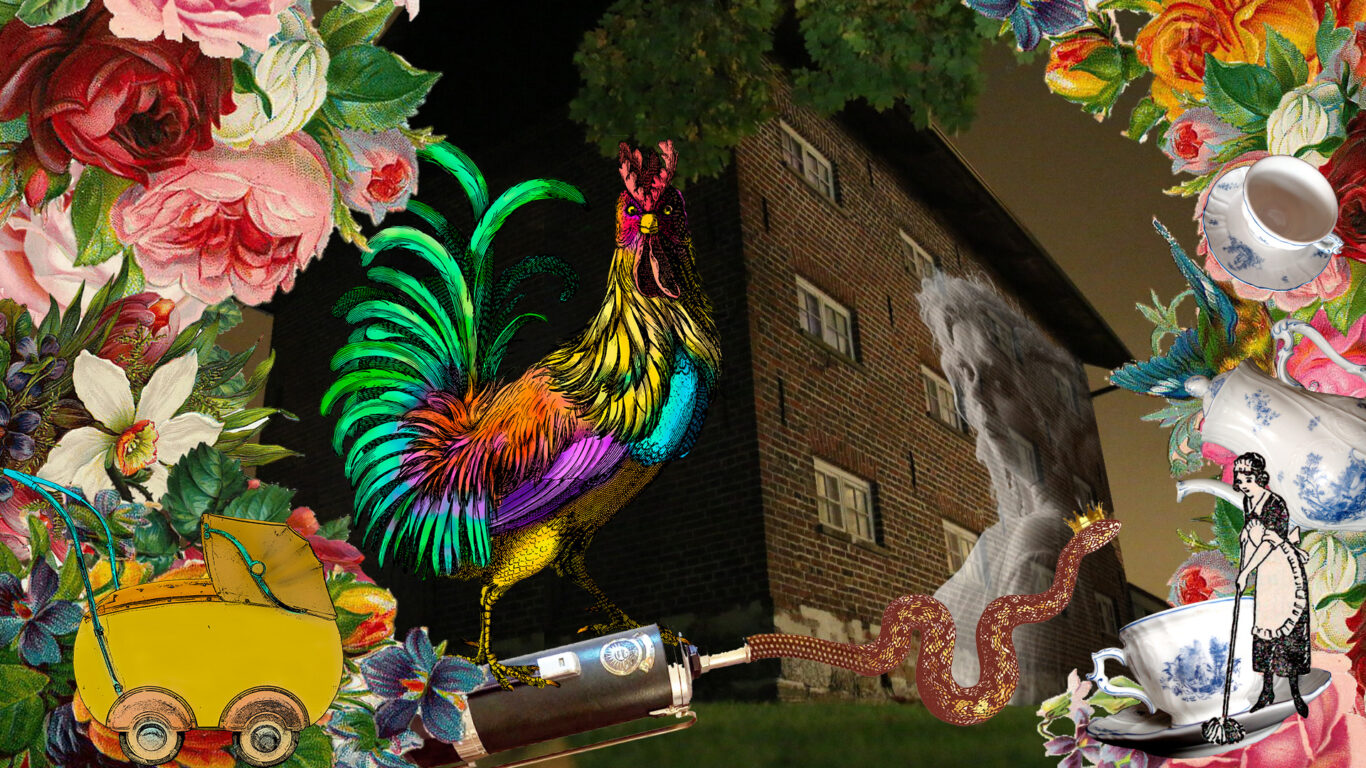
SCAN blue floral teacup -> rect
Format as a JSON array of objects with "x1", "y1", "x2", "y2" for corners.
[{"x1": 1087, "y1": 597, "x2": 1258, "y2": 726}]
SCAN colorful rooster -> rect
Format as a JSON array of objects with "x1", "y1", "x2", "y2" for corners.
[{"x1": 323, "y1": 141, "x2": 720, "y2": 687}]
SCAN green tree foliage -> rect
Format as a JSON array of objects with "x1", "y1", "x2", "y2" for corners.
[{"x1": 570, "y1": 0, "x2": 988, "y2": 181}]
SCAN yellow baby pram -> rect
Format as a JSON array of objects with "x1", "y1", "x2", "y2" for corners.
[{"x1": 2, "y1": 471, "x2": 342, "y2": 768}]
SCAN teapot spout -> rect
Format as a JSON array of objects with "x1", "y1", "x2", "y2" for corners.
[{"x1": 1176, "y1": 479, "x2": 1243, "y2": 508}]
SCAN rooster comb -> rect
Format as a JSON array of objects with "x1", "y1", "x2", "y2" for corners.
[{"x1": 618, "y1": 140, "x2": 676, "y2": 209}]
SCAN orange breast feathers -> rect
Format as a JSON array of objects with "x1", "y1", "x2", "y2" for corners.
[{"x1": 402, "y1": 369, "x2": 583, "y2": 502}]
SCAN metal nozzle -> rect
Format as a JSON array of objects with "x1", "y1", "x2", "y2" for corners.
[{"x1": 698, "y1": 645, "x2": 751, "y2": 675}]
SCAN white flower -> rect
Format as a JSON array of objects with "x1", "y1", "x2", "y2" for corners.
[
  {"x1": 1305, "y1": 531, "x2": 1358, "y2": 652},
  {"x1": 339, "y1": 0, "x2": 418, "y2": 20},
  {"x1": 39, "y1": 351, "x2": 223, "y2": 501},
  {"x1": 1266, "y1": 81, "x2": 1346, "y2": 166},
  {"x1": 215, "y1": 12, "x2": 329, "y2": 149}
]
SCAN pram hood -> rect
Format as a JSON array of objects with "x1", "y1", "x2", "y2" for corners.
[{"x1": 200, "y1": 514, "x2": 337, "y2": 621}]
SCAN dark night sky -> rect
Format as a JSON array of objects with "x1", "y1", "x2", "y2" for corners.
[{"x1": 380, "y1": 5, "x2": 1192, "y2": 598}]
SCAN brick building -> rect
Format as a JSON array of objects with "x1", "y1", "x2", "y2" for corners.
[{"x1": 260, "y1": 68, "x2": 1134, "y2": 703}]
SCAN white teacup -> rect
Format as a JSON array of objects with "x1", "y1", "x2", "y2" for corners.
[
  {"x1": 1242, "y1": 155, "x2": 1344, "y2": 254},
  {"x1": 1088, "y1": 597, "x2": 1260, "y2": 726}
]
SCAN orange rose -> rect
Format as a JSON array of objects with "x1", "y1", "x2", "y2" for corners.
[
  {"x1": 1136, "y1": 0, "x2": 1319, "y2": 118},
  {"x1": 1332, "y1": 0, "x2": 1366, "y2": 25}
]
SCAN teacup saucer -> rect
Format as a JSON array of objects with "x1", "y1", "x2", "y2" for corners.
[
  {"x1": 1202, "y1": 166, "x2": 1333, "y2": 291},
  {"x1": 1089, "y1": 668, "x2": 1331, "y2": 759}
]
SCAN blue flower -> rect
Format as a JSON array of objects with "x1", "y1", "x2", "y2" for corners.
[
  {"x1": 964, "y1": 0, "x2": 1086, "y2": 51},
  {"x1": 359, "y1": 628, "x2": 486, "y2": 744},
  {"x1": 0, "y1": 559, "x2": 83, "y2": 666}
]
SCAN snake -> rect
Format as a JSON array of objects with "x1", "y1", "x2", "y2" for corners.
[{"x1": 744, "y1": 519, "x2": 1121, "y2": 725}]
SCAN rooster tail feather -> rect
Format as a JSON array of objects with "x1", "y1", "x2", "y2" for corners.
[{"x1": 326, "y1": 143, "x2": 587, "y2": 576}]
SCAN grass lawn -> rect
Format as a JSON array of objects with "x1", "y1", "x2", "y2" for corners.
[{"x1": 485, "y1": 702, "x2": 1057, "y2": 768}]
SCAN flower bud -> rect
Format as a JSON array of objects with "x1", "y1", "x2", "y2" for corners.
[
  {"x1": 1044, "y1": 31, "x2": 1138, "y2": 118},
  {"x1": 1267, "y1": 81, "x2": 1346, "y2": 165},
  {"x1": 333, "y1": 581, "x2": 398, "y2": 654},
  {"x1": 215, "y1": 13, "x2": 329, "y2": 149}
]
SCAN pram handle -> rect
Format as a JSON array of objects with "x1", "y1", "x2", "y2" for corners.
[{"x1": 0, "y1": 470, "x2": 124, "y2": 693}]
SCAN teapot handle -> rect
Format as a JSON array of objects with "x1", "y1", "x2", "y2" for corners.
[{"x1": 1272, "y1": 318, "x2": 1366, "y2": 389}]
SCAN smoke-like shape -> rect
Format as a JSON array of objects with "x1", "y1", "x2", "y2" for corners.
[{"x1": 916, "y1": 272, "x2": 1110, "y2": 704}]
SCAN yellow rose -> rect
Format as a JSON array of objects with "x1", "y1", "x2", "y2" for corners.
[
  {"x1": 1136, "y1": 0, "x2": 1318, "y2": 119},
  {"x1": 332, "y1": 581, "x2": 397, "y2": 654},
  {"x1": 89, "y1": 558, "x2": 151, "y2": 592}
]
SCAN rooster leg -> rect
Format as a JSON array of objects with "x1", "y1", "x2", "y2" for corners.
[
  {"x1": 554, "y1": 546, "x2": 695, "y2": 644},
  {"x1": 465, "y1": 583, "x2": 556, "y2": 690}
]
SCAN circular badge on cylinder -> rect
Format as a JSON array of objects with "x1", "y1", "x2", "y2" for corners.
[{"x1": 599, "y1": 632, "x2": 655, "y2": 676}]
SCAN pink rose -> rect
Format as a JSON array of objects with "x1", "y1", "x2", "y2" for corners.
[
  {"x1": 1170, "y1": 652, "x2": 1366, "y2": 768},
  {"x1": 1195, "y1": 150, "x2": 1350, "y2": 310},
  {"x1": 1201, "y1": 440, "x2": 1238, "y2": 483},
  {"x1": 0, "y1": 171, "x2": 120, "y2": 323},
  {"x1": 339, "y1": 129, "x2": 417, "y2": 225},
  {"x1": 104, "y1": 0, "x2": 294, "y2": 58},
  {"x1": 1167, "y1": 551, "x2": 1237, "y2": 606},
  {"x1": 112, "y1": 134, "x2": 333, "y2": 306},
  {"x1": 1283, "y1": 309, "x2": 1366, "y2": 397},
  {"x1": 1162, "y1": 107, "x2": 1241, "y2": 175}
]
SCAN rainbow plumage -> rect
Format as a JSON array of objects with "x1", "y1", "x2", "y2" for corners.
[{"x1": 322, "y1": 141, "x2": 720, "y2": 686}]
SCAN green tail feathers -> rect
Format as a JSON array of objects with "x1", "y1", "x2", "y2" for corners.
[{"x1": 321, "y1": 142, "x2": 585, "y2": 572}]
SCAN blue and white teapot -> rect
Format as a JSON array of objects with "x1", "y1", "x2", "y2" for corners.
[{"x1": 1177, "y1": 319, "x2": 1366, "y2": 531}]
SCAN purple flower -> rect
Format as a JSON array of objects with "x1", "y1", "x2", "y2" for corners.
[
  {"x1": 0, "y1": 402, "x2": 39, "y2": 461},
  {"x1": 5, "y1": 334, "x2": 66, "y2": 398},
  {"x1": 0, "y1": 559, "x2": 83, "y2": 666},
  {"x1": 1044, "y1": 712, "x2": 1102, "y2": 768},
  {"x1": 359, "y1": 628, "x2": 485, "y2": 744}
]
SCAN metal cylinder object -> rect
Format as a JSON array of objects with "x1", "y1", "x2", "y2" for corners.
[{"x1": 412, "y1": 625, "x2": 697, "y2": 767}]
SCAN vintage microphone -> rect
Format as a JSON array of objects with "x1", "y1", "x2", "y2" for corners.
[{"x1": 408, "y1": 515, "x2": 1119, "y2": 767}]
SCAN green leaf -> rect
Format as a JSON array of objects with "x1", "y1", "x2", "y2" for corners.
[
  {"x1": 322, "y1": 45, "x2": 439, "y2": 132},
  {"x1": 132, "y1": 506, "x2": 178, "y2": 558},
  {"x1": 333, "y1": 606, "x2": 369, "y2": 642},
  {"x1": 1211, "y1": 499, "x2": 1244, "y2": 566},
  {"x1": 1090, "y1": 675, "x2": 1147, "y2": 715},
  {"x1": 69, "y1": 166, "x2": 132, "y2": 267},
  {"x1": 53, "y1": 547, "x2": 83, "y2": 601},
  {"x1": 1263, "y1": 25, "x2": 1308, "y2": 91},
  {"x1": 161, "y1": 445, "x2": 249, "y2": 537},
  {"x1": 0, "y1": 541, "x2": 19, "y2": 578},
  {"x1": 231, "y1": 59, "x2": 274, "y2": 121},
  {"x1": 0, "y1": 695, "x2": 44, "y2": 753},
  {"x1": 1095, "y1": 0, "x2": 1156, "y2": 11},
  {"x1": 222, "y1": 442, "x2": 303, "y2": 467},
  {"x1": 14, "y1": 0, "x2": 87, "y2": 25},
  {"x1": 320, "y1": 2, "x2": 393, "y2": 53},
  {"x1": 1178, "y1": 529, "x2": 1216, "y2": 552},
  {"x1": 1319, "y1": 581, "x2": 1366, "y2": 610},
  {"x1": 318, "y1": 515, "x2": 351, "y2": 541},
  {"x1": 0, "y1": 116, "x2": 25, "y2": 143},
  {"x1": 221, "y1": 484, "x2": 295, "y2": 523},
  {"x1": 1202, "y1": 55, "x2": 1283, "y2": 131},
  {"x1": 1318, "y1": 6, "x2": 1353, "y2": 65},
  {"x1": 1322, "y1": 261, "x2": 1366, "y2": 333},
  {"x1": 270, "y1": 725, "x2": 332, "y2": 768},
  {"x1": 25, "y1": 513, "x2": 48, "y2": 565},
  {"x1": 0, "y1": 666, "x2": 47, "y2": 707}
]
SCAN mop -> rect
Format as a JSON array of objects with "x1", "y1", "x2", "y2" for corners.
[{"x1": 1201, "y1": 595, "x2": 1247, "y2": 745}]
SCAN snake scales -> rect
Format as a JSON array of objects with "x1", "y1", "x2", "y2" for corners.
[{"x1": 746, "y1": 519, "x2": 1121, "y2": 725}]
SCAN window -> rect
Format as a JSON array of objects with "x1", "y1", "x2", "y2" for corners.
[
  {"x1": 814, "y1": 459, "x2": 875, "y2": 542},
  {"x1": 899, "y1": 230, "x2": 936, "y2": 278},
  {"x1": 983, "y1": 313, "x2": 1012, "y2": 357},
  {"x1": 1095, "y1": 593, "x2": 1119, "y2": 635},
  {"x1": 1073, "y1": 475, "x2": 1096, "y2": 508},
  {"x1": 780, "y1": 122, "x2": 836, "y2": 202},
  {"x1": 942, "y1": 521, "x2": 978, "y2": 574},
  {"x1": 1005, "y1": 428, "x2": 1042, "y2": 483},
  {"x1": 1053, "y1": 370, "x2": 1078, "y2": 410},
  {"x1": 796, "y1": 277, "x2": 854, "y2": 357},
  {"x1": 922, "y1": 367, "x2": 963, "y2": 430}
]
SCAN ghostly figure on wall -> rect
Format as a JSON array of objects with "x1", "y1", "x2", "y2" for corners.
[{"x1": 917, "y1": 273, "x2": 1110, "y2": 704}]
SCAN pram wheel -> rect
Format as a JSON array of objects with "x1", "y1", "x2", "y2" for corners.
[
  {"x1": 235, "y1": 713, "x2": 299, "y2": 767},
  {"x1": 119, "y1": 713, "x2": 184, "y2": 765}
]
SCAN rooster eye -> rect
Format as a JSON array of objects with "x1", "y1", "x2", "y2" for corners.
[
  {"x1": 663, "y1": 205, "x2": 673, "y2": 215},
  {"x1": 626, "y1": 205, "x2": 638, "y2": 215}
]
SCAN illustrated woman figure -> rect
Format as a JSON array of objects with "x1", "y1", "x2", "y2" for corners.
[{"x1": 1232, "y1": 452, "x2": 1312, "y2": 717}]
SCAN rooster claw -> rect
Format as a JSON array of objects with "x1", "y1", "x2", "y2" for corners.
[{"x1": 486, "y1": 659, "x2": 558, "y2": 690}]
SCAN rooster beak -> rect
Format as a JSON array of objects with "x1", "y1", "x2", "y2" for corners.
[{"x1": 639, "y1": 213, "x2": 658, "y2": 235}]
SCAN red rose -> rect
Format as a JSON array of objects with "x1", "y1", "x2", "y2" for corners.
[
  {"x1": 0, "y1": 3, "x2": 232, "y2": 183},
  {"x1": 1321, "y1": 114, "x2": 1366, "y2": 263}
]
